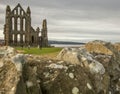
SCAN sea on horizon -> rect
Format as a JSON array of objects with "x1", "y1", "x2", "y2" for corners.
[{"x1": 51, "y1": 44, "x2": 84, "y2": 47}]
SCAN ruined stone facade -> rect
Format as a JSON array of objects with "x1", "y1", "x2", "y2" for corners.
[{"x1": 4, "y1": 4, "x2": 48, "y2": 47}]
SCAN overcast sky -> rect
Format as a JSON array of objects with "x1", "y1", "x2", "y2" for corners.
[{"x1": 0, "y1": 0, "x2": 120, "y2": 42}]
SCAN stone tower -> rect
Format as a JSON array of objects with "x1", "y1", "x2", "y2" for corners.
[
  {"x1": 4, "y1": 5, "x2": 11, "y2": 46},
  {"x1": 41, "y1": 19, "x2": 48, "y2": 47},
  {"x1": 4, "y1": 3, "x2": 48, "y2": 47}
]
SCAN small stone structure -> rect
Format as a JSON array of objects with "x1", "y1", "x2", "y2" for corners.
[{"x1": 4, "y1": 3, "x2": 48, "y2": 47}]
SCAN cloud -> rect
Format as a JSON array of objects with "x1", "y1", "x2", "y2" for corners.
[{"x1": 0, "y1": 0, "x2": 120, "y2": 42}]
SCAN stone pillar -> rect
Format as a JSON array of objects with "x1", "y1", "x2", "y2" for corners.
[
  {"x1": 27, "y1": 18, "x2": 31, "y2": 45},
  {"x1": 4, "y1": 5, "x2": 11, "y2": 46},
  {"x1": 5, "y1": 18, "x2": 10, "y2": 46},
  {"x1": 5, "y1": 28, "x2": 9, "y2": 46},
  {"x1": 20, "y1": 34, "x2": 23, "y2": 44},
  {"x1": 15, "y1": 17, "x2": 17, "y2": 31},
  {"x1": 20, "y1": 17, "x2": 23, "y2": 32},
  {"x1": 9, "y1": 34, "x2": 12, "y2": 45},
  {"x1": 14, "y1": 34, "x2": 17, "y2": 44},
  {"x1": 36, "y1": 27, "x2": 40, "y2": 46},
  {"x1": 12, "y1": 34, "x2": 14, "y2": 44},
  {"x1": 10, "y1": 18, "x2": 12, "y2": 32},
  {"x1": 41, "y1": 19, "x2": 48, "y2": 47},
  {"x1": 21, "y1": 18, "x2": 23, "y2": 31},
  {"x1": 25, "y1": 34, "x2": 28, "y2": 45}
]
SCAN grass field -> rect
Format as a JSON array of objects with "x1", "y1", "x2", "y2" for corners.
[{"x1": 15, "y1": 47, "x2": 62, "y2": 55}]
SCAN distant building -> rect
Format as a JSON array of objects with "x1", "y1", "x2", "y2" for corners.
[{"x1": 4, "y1": 3, "x2": 48, "y2": 47}]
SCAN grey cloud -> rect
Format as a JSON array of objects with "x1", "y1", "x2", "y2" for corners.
[
  {"x1": 2, "y1": 0, "x2": 120, "y2": 11},
  {"x1": 0, "y1": 0, "x2": 120, "y2": 42}
]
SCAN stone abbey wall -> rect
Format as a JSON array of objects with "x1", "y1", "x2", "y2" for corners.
[{"x1": 4, "y1": 3, "x2": 48, "y2": 47}]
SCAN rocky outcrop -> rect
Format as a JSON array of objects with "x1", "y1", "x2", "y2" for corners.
[
  {"x1": 85, "y1": 40, "x2": 113, "y2": 55},
  {"x1": 113, "y1": 43, "x2": 120, "y2": 51},
  {"x1": 0, "y1": 47, "x2": 26, "y2": 94},
  {"x1": 0, "y1": 40, "x2": 120, "y2": 94},
  {"x1": 57, "y1": 40, "x2": 120, "y2": 94},
  {"x1": 57, "y1": 47, "x2": 105, "y2": 74},
  {"x1": 0, "y1": 47, "x2": 42, "y2": 94},
  {"x1": 26, "y1": 59, "x2": 96, "y2": 94}
]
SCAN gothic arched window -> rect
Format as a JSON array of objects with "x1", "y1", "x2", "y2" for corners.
[
  {"x1": 12, "y1": 34, "x2": 15, "y2": 42},
  {"x1": 18, "y1": 7, "x2": 20, "y2": 15},
  {"x1": 23, "y1": 18, "x2": 25, "y2": 31},
  {"x1": 23, "y1": 35, "x2": 25, "y2": 42},
  {"x1": 12, "y1": 17, "x2": 14, "y2": 30},
  {"x1": 14, "y1": 10, "x2": 16, "y2": 14},
  {"x1": 21, "y1": 11, "x2": 23, "y2": 15},
  {"x1": 17, "y1": 34, "x2": 20, "y2": 42},
  {"x1": 17, "y1": 18, "x2": 20, "y2": 31}
]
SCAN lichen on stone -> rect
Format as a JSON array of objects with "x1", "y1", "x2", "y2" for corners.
[
  {"x1": 72, "y1": 87, "x2": 79, "y2": 94},
  {"x1": 87, "y1": 83, "x2": 92, "y2": 90},
  {"x1": 26, "y1": 81, "x2": 33, "y2": 88},
  {"x1": 69, "y1": 73, "x2": 74, "y2": 79}
]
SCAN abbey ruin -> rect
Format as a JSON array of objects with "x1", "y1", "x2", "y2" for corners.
[{"x1": 4, "y1": 3, "x2": 48, "y2": 47}]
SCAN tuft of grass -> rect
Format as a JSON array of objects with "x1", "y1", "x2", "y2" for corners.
[{"x1": 15, "y1": 47, "x2": 62, "y2": 55}]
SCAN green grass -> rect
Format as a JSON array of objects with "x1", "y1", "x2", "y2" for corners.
[{"x1": 15, "y1": 47, "x2": 62, "y2": 55}]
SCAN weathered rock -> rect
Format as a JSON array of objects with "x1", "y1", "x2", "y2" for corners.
[
  {"x1": 0, "y1": 46, "x2": 42, "y2": 94},
  {"x1": 0, "y1": 40, "x2": 120, "y2": 94},
  {"x1": 113, "y1": 43, "x2": 120, "y2": 51},
  {"x1": 85, "y1": 40, "x2": 120, "y2": 94},
  {"x1": 57, "y1": 40, "x2": 120, "y2": 93},
  {"x1": 32, "y1": 60, "x2": 95, "y2": 94},
  {"x1": 0, "y1": 47, "x2": 24, "y2": 94},
  {"x1": 0, "y1": 46, "x2": 16, "y2": 59},
  {"x1": 57, "y1": 48, "x2": 80, "y2": 65},
  {"x1": 85, "y1": 40, "x2": 113, "y2": 55},
  {"x1": 57, "y1": 47, "x2": 105, "y2": 75},
  {"x1": 0, "y1": 60, "x2": 22, "y2": 94},
  {"x1": 22, "y1": 64, "x2": 42, "y2": 94}
]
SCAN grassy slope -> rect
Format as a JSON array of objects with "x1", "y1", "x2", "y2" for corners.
[{"x1": 16, "y1": 47, "x2": 62, "y2": 55}]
